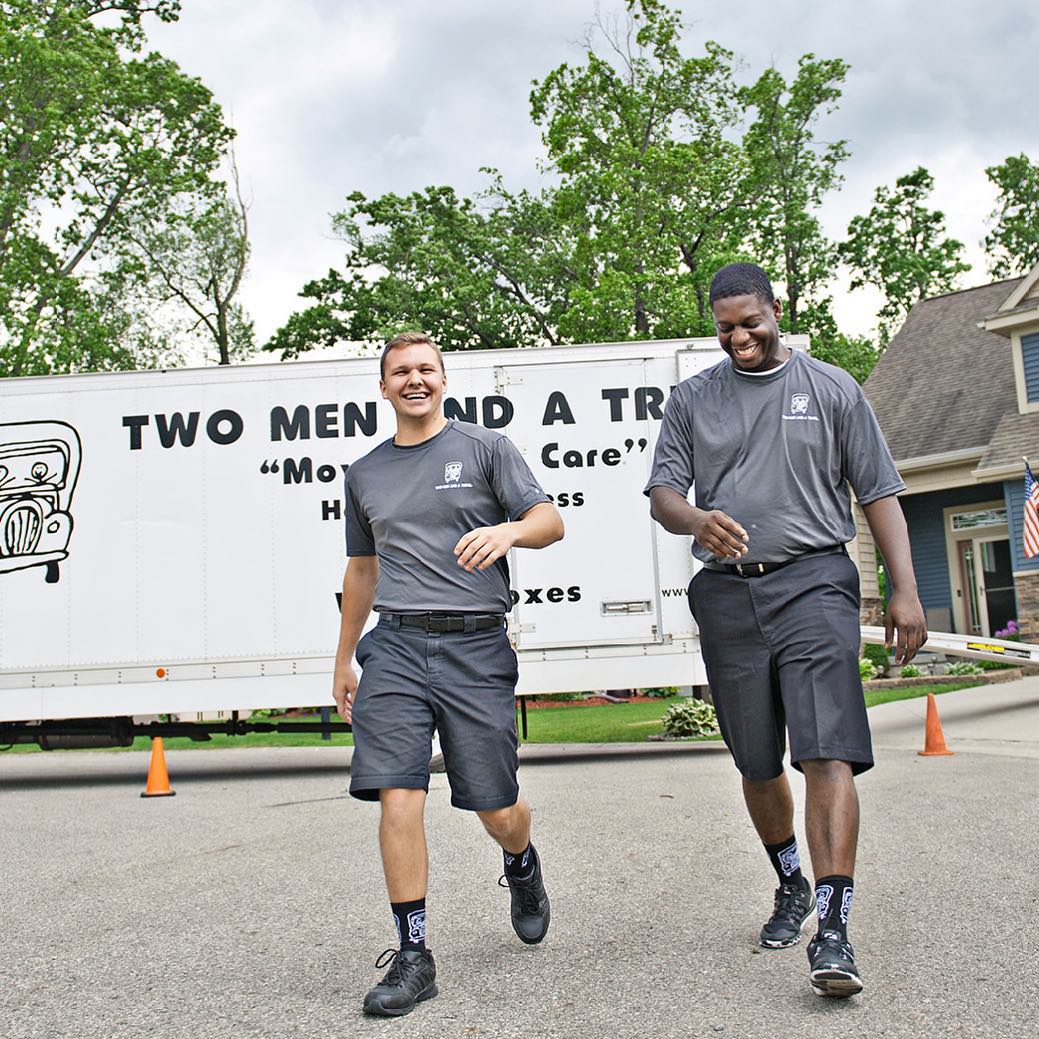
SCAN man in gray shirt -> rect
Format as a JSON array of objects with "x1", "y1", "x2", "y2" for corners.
[
  {"x1": 332, "y1": 332, "x2": 564, "y2": 1017},
  {"x1": 646, "y1": 264, "x2": 926, "y2": 998}
]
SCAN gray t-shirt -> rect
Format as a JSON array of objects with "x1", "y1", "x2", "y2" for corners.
[
  {"x1": 645, "y1": 349, "x2": 905, "y2": 564},
  {"x1": 345, "y1": 420, "x2": 550, "y2": 613}
]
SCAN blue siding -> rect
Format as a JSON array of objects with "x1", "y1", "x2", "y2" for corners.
[
  {"x1": 1004, "y1": 478, "x2": 1039, "y2": 573},
  {"x1": 898, "y1": 483, "x2": 1007, "y2": 614},
  {"x1": 1024, "y1": 333, "x2": 1039, "y2": 403}
]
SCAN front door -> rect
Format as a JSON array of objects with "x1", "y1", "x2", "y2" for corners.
[
  {"x1": 946, "y1": 502, "x2": 1016, "y2": 637},
  {"x1": 977, "y1": 536, "x2": 1015, "y2": 636}
]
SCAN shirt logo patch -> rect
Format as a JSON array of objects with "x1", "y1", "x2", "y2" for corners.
[
  {"x1": 435, "y1": 460, "x2": 473, "y2": 491},
  {"x1": 783, "y1": 391, "x2": 820, "y2": 423}
]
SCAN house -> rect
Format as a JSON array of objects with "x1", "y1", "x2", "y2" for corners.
[{"x1": 861, "y1": 262, "x2": 1039, "y2": 639}]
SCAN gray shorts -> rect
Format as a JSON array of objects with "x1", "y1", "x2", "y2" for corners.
[
  {"x1": 688, "y1": 551, "x2": 873, "y2": 781},
  {"x1": 349, "y1": 615, "x2": 520, "y2": 811}
]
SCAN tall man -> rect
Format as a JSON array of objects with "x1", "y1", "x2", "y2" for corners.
[
  {"x1": 333, "y1": 332, "x2": 563, "y2": 1017},
  {"x1": 646, "y1": 264, "x2": 926, "y2": 998}
]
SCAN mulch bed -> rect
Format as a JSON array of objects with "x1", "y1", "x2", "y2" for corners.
[{"x1": 521, "y1": 694, "x2": 664, "y2": 709}]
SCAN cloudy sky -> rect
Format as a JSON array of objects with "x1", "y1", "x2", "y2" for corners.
[{"x1": 145, "y1": 0, "x2": 1036, "y2": 347}]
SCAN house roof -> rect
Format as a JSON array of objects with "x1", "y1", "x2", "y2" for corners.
[{"x1": 863, "y1": 278, "x2": 1033, "y2": 467}]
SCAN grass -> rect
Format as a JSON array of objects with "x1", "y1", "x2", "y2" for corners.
[
  {"x1": 1, "y1": 681, "x2": 989, "y2": 754},
  {"x1": 862, "y1": 681, "x2": 984, "y2": 708}
]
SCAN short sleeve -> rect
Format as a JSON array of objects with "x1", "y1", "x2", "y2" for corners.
[
  {"x1": 344, "y1": 469, "x2": 376, "y2": 556},
  {"x1": 490, "y1": 437, "x2": 550, "y2": 519},
  {"x1": 644, "y1": 386, "x2": 695, "y2": 497},
  {"x1": 840, "y1": 395, "x2": 906, "y2": 505}
]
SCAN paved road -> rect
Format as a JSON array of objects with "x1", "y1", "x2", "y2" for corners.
[{"x1": 2, "y1": 680, "x2": 1037, "y2": 1039}]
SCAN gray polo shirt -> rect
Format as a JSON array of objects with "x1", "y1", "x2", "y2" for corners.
[
  {"x1": 345, "y1": 420, "x2": 550, "y2": 613},
  {"x1": 645, "y1": 350, "x2": 905, "y2": 564}
]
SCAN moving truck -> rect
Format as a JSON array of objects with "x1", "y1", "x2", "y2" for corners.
[{"x1": 0, "y1": 336, "x2": 810, "y2": 747}]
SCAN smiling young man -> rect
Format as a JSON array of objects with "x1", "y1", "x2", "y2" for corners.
[
  {"x1": 332, "y1": 331, "x2": 564, "y2": 1017},
  {"x1": 645, "y1": 264, "x2": 927, "y2": 998}
]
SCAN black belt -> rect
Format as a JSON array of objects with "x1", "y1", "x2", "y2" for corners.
[
  {"x1": 702, "y1": 545, "x2": 847, "y2": 579},
  {"x1": 379, "y1": 612, "x2": 505, "y2": 633}
]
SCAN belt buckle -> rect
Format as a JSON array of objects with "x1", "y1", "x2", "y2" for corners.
[{"x1": 736, "y1": 562, "x2": 765, "y2": 577}]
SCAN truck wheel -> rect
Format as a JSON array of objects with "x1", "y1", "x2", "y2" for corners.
[{"x1": 45, "y1": 561, "x2": 59, "y2": 584}]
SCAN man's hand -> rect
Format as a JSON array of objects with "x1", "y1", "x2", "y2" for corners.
[
  {"x1": 885, "y1": 589, "x2": 928, "y2": 665},
  {"x1": 332, "y1": 660, "x2": 359, "y2": 723},
  {"x1": 690, "y1": 509, "x2": 749, "y2": 559},
  {"x1": 454, "y1": 523, "x2": 516, "y2": 572}
]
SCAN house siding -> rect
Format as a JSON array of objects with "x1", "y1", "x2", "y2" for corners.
[
  {"x1": 1004, "y1": 478, "x2": 1039, "y2": 573},
  {"x1": 1023, "y1": 333, "x2": 1039, "y2": 403},
  {"x1": 899, "y1": 483, "x2": 1007, "y2": 614}
]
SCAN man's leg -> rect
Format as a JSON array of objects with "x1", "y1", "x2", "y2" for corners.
[
  {"x1": 477, "y1": 797, "x2": 530, "y2": 854},
  {"x1": 743, "y1": 772, "x2": 815, "y2": 949},
  {"x1": 477, "y1": 798, "x2": 549, "y2": 945},
  {"x1": 363, "y1": 788, "x2": 438, "y2": 1017},
  {"x1": 380, "y1": 788, "x2": 429, "y2": 904},
  {"x1": 801, "y1": 758, "x2": 863, "y2": 998}
]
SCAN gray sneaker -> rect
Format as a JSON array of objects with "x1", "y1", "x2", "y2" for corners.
[
  {"x1": 362, "y1": 948, "x2": 438, "y2": 1017},
  {"x1": 760, "y1": 875, "x2": 815, "y2": 948}
]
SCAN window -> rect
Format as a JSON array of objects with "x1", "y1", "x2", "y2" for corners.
[
  {"x1": 950, "y1": 508, "x2": 1008, "y2": 531},
  {"x1": 1024, "y1": 332, "x2": 1039, "y2": 403}
]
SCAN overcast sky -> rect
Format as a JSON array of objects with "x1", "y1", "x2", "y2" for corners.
[{"x1": 145, "y1": 0, "x2": 1036, "y2": 348}]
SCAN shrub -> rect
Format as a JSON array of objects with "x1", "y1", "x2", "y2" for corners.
[
  {"x1": 977, "y1": 659, "x2": 1016, "y2": 671},
  {"x1": 859, "y1": 658, "x2": 879, "y2": 681},
  {"x1": 661, "y1": 698, "x2": 719, "y2": 738},
  {"x1": 946, "y1": 660, "x2": 982, "y2": 676},
  {"x1": 643, "y1": 686, "x2": 679, "y2": 698},
  {"x1": 863, "y1": 643, "x2": 889, "y2": 674},
  {"x1": 899, "y1": 664, "x2": 924, "y2": 678}
]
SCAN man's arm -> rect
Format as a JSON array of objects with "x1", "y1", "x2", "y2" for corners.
[
  {"x1": 648, "y1": 486, "x2": 748, "y2": 559},
  {"x1": 331, "y1": 554, "x2": 379, "y2": 723},
  {"x1": 860, "y1": 495, "x2": 927, "y2": 664},
  {"x1": 454, "y1": 501, "x2": 564, "y2": 573}
]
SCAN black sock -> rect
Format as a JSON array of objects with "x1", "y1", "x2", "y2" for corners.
[
  {"x1": 503, "y1": 843, "x2": 535, "y2": 879},
  {"x1": 814, "y1": 875, "x2": 853, "y2": 940},
  {"x1": 764, "y1": 834, "x2": 804, "y2": 886},
  {"x1": 390, "y1": 898, "x2": 426, "y2": 950}
]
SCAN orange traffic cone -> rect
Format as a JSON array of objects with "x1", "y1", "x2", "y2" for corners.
[
  {"x1": 141, "y1": 736, "x2": 176, "y2": 797},
  {"x1": 918, "y1": 693, "x2": 954, "y2": 757}
]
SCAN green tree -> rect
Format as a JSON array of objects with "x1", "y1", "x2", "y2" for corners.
[
  {"x1": 739, "y1": 55, "x2": 849, "y2": 336},
  {"x1": 0, "y1": 0, "x2": 233, "y2": 376},
  {"x1": 840, "y1": 166, "x2": 971, "y2": 340},
  {"x1": 530, "y1": 0, "x2": 747, "y2": 340},
  {"x1": 984, "y1": 154, "x2": 1039, "y2": 278},
  {"x1": 265, "y1": 178, "x2": 572, "y2": 356}
]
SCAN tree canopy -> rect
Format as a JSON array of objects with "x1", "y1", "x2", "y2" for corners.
[
  {"x1": 839, "y1": 167, "x2": 970, "y2": 342},
  {"x1": 268, "y1": 1, "x2": 868, "y2": 372},
  {"x1": 0, "y1": 0, "x2": 240, "y2": 376},
  {"x1": 984, "y1": 153, "x2": 1039, "y2": 279}
]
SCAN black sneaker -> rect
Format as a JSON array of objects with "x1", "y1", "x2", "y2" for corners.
[
  {"x1": 362, "y1": 948, "x2": 438, "y2": 1017},
  {"x1": 499, "y1": 844, "x2": 551, "y2": 945},
  {"x1": 807, "y1": 930, "x2": 864, "y2": 997},
  {"x1": 760, "y1": 875, "x2": 815, "y2": 948}
]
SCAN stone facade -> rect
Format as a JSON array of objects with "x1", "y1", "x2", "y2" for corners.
[
  {"x1": 1013, "y1": 571, "x2": 1039, "y2": 639},
  {"x1": 860, "y1": 596, "x2": 885, "y2": 626}
]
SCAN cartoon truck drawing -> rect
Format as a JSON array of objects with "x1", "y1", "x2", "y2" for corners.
[{"x1": 0, "y1": 421, "x2": 81, "y2": 583}]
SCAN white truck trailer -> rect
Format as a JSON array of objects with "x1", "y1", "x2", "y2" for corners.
[{"x1": 0, "y1": 336, "x2": 812, "y2": 748}]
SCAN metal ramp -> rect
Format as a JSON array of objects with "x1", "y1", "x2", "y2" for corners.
[{"x1": 861, "y1": 627, "x2": 1039, "y2": 665}]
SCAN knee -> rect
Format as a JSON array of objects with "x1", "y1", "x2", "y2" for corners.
[
  {"x1": 477, "y1": 802, "x2": 521, "y2": 834},
  {"x1": 801, "y1": 759, "x2": 853, "y2": 785},
  {"x1": 379, "y1": 788, "x2": 426, "y2": 827}
]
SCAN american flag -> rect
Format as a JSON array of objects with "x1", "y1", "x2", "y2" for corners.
[{"x1": 1025, "y1": 462, "x2": 1039, "y2": 559}]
